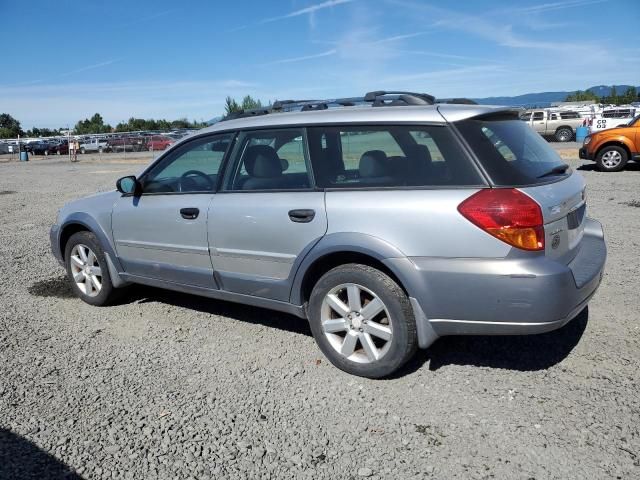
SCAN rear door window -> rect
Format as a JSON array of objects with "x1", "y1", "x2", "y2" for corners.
[
  {"x1": 223, "y1": 128, "x2": 312, "y2": 191},
  {"x1": 307, "y1": 125, "x2": 483, "y2": 188}
]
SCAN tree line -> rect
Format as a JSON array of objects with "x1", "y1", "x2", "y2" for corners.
[
  {"x1": 0, "y1": 112, "x2": 208, "y2": 139},
  {"x1": 565, "y1": 86, "x2": 639, "y2": 104}
]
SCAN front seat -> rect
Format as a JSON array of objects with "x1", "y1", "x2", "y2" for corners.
[
  {"x1": 358, "y1": 150, "x2": 394, "y2": 186},
  {"x1": 242, "y1": 145, "x2": 285, "y2": 190}
]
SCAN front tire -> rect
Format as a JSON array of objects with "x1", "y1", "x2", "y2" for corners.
[
  {"x1": 596, "y1": 146, "x2": 628, "y2": 172},
  {"x1": 80, "y1": 148, "x2": 86, "y2": 154},
  {"x1": 308, "y1": 264, "x2": 417, "y2": 378},
  {"x1": 64, "y1": 231, "x2": 121, "y2": 306}
]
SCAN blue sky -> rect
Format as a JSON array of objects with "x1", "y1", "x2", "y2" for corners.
[{"x1": 2, "y1": 0, "x2": 639, "y2": 128}]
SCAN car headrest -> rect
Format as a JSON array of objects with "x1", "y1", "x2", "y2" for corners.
[
  {"x1": 359, "y1": 150, "x2": 390, "y2": 178},
  {"x1": 409, "y1": 144, "x2": 432, "y2": 164},
  {"x1": 244, "y1": 145, "x2": 282, "y2": 178}
]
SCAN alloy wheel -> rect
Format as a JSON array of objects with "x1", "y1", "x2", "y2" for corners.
[
  {"x1": 69, "y1": 244, "x2": 102, "y2": 297},
  {"x1": 321, "y1": 283, "x2": 393, "y2": 363},
  {"x1": 601, "y1": 150, "x2": 622, "y2": 169}
]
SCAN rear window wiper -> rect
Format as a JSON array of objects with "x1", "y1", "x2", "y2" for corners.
[{"x1": 537, "y1": 163, "x2": 570, "y2": 178}]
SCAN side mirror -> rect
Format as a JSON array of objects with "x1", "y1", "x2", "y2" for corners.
[{"x1": 116, "y1": 176, "x2": 140, "y2": 195}]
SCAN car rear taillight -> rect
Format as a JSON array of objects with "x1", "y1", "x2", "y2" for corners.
[{"x1": 458, "y1": 188, "x2": 544, "y2": 251}]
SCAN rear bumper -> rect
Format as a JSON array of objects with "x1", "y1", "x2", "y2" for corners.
[
  {"x1": 579, "y1": 147, "x2": 594, "y2": 160},
  {"x1": 389, "y1": 218, "x2": 606, "y2": 347}
]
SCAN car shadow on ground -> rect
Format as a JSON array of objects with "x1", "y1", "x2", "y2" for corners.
[
  {"x1": 126, "y1": 285, "x2": 314, "y2": 337},
  {"x1": 394, "y1": 307, "x2": 589, "y2": 376},
  {"x1": 115, "y1": 285, "x2": 315, "y2": 342},
  {"x1": 28, "y1": 275, "x2": 77, "y2": 299},
  {"x1": 29, "y1": 276, "x2": 312, "y2": 337},
  {"x1": 31, "y1": 276, "x2": 588, "y2": 376},
  {"x1": 578, "y1": 163, "x2": 640, "y2": 172},
  {"x1": 0, "y1": 429, "x2": 83, "y2": 480}
]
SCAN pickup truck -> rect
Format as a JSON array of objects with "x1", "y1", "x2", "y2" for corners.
[
  {"x1": 79, "y1": 138, "x2": 108, "y2": 154},
  {"x1": 520, "y1": 110, "x2": 584, "y2": 142}
]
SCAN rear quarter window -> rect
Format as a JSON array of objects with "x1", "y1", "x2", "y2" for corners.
[{"x1": 455, "y1": 116, "x2": 570, "y2": 186}]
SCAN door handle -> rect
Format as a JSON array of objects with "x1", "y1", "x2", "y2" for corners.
[
  {"x1": 180, "y1": 207, "x2": 199, "y2": 220},
  {"x1": 288, "y1": 209, "x2": 315, "y2": 223}
]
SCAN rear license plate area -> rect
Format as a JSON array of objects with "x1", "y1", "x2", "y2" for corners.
[{"x1": 567, "y1": 203, "x2": 586, "y2": 230}]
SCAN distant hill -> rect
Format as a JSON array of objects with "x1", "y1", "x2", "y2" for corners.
[{"x1": 474, "y1": 84, "x2": 639, "y2": 107}]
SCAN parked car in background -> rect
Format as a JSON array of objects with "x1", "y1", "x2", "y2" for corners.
[
  {"x1": 0, "y1": 142, "x2": 9, "y2": 154},
  {"x1": 146, "y1": 135, "x2": 174, "y2": 151},
  {"x1": 53, "y1": 140, "x2": 69, "y2": 155},
  {"x1": 50, "y1": 91, "x2": 606, "y2": 378},
  {"x1": 79, "y1": 138, "x2": 108, "y2": 154},
  {"x1": 521, "y1": 109, "x2": 584, "y2": 142},
  {"x1": 30, "y1": 141, "x2": 55, "y2": 155},
  {"x1": 106, "y1": 136, "x2": 146, "y2": 153},
  {"x1": 580, "y1": 114, "x2": 640, "y2": 171}
]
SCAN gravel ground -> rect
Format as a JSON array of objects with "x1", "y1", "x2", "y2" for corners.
[{"x1": 0, "y1": 151, "x2": 639, "y2": 479}]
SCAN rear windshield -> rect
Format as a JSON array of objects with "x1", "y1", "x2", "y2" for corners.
[{"x1": 455, "y1": 117, "x2": 570, "y2": 186}]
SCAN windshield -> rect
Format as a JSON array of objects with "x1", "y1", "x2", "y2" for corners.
[
  {"x1": 455, "y1": 116, "x2": 571, "y2": 186},
  {"x1": 628, "y1": 114, "x2": 640, "y2": 127}
]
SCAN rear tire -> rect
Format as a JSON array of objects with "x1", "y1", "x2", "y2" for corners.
[
  {"x1": 64, "y1": 231, "x2": 122, "y2": 306},
  {"x1": 596, "y1": 146, "x2": 628, "y2": 172},
  {"x1": 80, "y1": 147, "x2": 86, "y2": 154},
  {"x1": 555, "y1": 127, "x2": 573, "y2": 142},
  {"x1": 308, "y1": 264, "x2": 417, "y2": 378}
]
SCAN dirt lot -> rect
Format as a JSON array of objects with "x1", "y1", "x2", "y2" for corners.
[{"x1": 0, "y1": 150, "x2": 639, "y2": 479}]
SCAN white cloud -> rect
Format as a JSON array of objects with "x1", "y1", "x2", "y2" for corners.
[
  {"x1": 228, "y1": 0, "x2": 355, "y2": 31},
  {"x1": 58, "y1": 59, "x2": 120, "y2": 78},
  {"x1": 261, "y1": 0, "x2": 355, "y2": 24},
  {"x1": 263, "y1": 49, "x2": 338, "y2": 65},
  {"x1": 507, "y1": 0, "x2": 607, "y2": 14}
]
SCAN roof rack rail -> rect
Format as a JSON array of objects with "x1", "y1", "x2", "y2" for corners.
[
  {"x1": 364, "y1": 90, "x2": 435, "y2": 105},
  {"x1": 273, "y1": 97, "x2": 367, "y2": 112},
  {"x1": 218, "y1": 90, "x2": 437, "y2": 122},
  {"x1": 221, "y1": 108, "x2": 272, "y2": 121},
  {"x1": 435, "y1": 98, "x2": 478, "y2": 105}
]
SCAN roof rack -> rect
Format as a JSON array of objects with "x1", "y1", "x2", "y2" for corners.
[
  {"x1": 363, "y1": 90, "x2": 435, "y2": 105},
  {"x1": 218, "y1": 90, "x2": 436, "y2": 122},
  {"x1": 435, "y1": 98, "x2": 478, "y2": 105}
]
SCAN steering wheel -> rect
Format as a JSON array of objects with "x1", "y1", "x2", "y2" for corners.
[{"x1": 179, "y1": 170, "x2": 214, "y2": 192}]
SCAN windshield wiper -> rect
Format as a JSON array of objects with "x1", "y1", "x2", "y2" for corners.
[{"x1": 537, "y1": 163, "x2": 569, "y2": 178}]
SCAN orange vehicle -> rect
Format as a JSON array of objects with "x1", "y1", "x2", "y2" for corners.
[{"x1": 579, "y1": 114, "x2": 640, "y2": 171}]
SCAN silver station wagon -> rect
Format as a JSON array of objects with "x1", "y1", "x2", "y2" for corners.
[{"x1": 50, "y1": 91, "x2": 606, "y2": 378}]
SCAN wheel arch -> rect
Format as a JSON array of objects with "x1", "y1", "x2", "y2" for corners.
[
  {"x1": 59, "y1": 222, "x2": 91, "y2": 261},
  {"x1": 555, "y1": 125, "x2": 574, "y2": 134},
  {"x1": 595, "y1": 140, "x2": 632, "y2": 160},
  {"x1": 290, "y1": 233, "x2": 412, "y2": 306},
  {"x1": 58, "y1": 213, "x2": 120, "y2": 267}
]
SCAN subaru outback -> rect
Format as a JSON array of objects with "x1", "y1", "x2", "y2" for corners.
[{"x1": 50, "y1": 91, "x2": 606, "y2": 378}]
